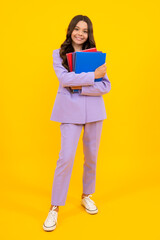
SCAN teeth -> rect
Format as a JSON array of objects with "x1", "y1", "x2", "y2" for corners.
[{"x1": 76, "y1": 37, "x2": 83, "y2": 40}]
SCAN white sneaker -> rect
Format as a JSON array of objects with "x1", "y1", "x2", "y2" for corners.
[
  {"x1": 43, "y1": 206, "x2": 58, "y2": 231},
  {"x1": 81, "y1": 194, "x2": 98, "y2": 214}
]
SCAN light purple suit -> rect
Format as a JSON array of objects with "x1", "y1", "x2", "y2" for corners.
[
  {"x1": 50, "y1": 48, "x2": 111, "y2": 206},
  {"x1": 50, "y1": 48, "x2": 111, "y2": 124}
]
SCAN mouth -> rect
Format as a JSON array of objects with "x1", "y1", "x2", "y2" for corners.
[{"x1": 75, "y1": 36, "x2": 84, "y2": 40}]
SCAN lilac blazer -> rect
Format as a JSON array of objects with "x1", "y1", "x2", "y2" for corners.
[{"x1": 50, "y1": 48, "x2": 111, "y2": 124}]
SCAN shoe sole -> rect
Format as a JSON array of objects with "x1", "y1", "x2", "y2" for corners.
[
  {"x1": 81, "y1": 203, "x2": 98, "y2": 214},
  {"x1": 43, "y1": 222, "x2": 57, "y2": 231}
]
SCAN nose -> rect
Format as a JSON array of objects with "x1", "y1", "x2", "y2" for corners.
[{"x1": 78, "y1": 30, "x2": 83, "y2": 36}]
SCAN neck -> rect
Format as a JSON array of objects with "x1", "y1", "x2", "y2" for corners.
[{"x1": 72, "y1": 42, "x2": 83, "y2": 52}]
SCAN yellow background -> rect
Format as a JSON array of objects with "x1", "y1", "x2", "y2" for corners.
[{"x1": 0, "y1": 0, "x2": 160, "y2": 239}]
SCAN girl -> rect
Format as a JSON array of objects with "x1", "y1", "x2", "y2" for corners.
[{"x1": 43, "y1": 15, "x2": 111, "y2": 231}]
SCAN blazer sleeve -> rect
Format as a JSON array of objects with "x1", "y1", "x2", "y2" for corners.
[
  {"x1": 80, "y1": 73, "x2": 111, "y2": 96},
  {"x1": 52, "y1": 49, "x2": 95, "y2": 87}
]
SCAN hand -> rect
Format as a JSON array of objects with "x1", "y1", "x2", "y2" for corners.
[
  {"x1": 71, "y1": 86, "x2": 82, "y2": 89},
  {"x1": 94, "y1": 63, "x2": 107, "y2": 79}
]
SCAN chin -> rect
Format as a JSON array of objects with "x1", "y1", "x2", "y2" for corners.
[{"x1": 74, "y1": 40, "x2": 85, "y2": 45}]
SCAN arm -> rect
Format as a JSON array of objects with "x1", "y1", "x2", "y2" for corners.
[
  {"x1": 52, "y1": 49, "x2": 95, "y2": 87},
  {"x1": 79, "y1": 73, "x2": 111, "y2": 96}
]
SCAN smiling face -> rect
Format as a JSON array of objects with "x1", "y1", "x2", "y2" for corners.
[{"x1": 71, "y1": 21, "x2": 88, "y2": 51}]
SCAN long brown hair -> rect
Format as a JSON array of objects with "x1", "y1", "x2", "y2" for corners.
[{"x1": 59, "y1": 15, "x2": 96, "y2": 71}]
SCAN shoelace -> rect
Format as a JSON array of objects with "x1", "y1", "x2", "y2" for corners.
[
  {"x1": 46, "y1": 206, "x2": 58, "y2": 223},
  {"x1": 83, "y1": 194, "x2": 95, "y2": 206}
]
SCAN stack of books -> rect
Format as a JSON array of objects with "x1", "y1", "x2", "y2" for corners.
[{"x1": 66, "y1": 48, "x2": 107, "y2": 90}]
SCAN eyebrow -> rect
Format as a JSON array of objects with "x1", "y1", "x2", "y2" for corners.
[{"x1": 75, "y1": 26, "x2": 88, "y2": 30}]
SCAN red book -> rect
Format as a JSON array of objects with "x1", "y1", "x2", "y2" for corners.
[{"x1": 66, "y1": 53, "x2": 73, "y2": 72}]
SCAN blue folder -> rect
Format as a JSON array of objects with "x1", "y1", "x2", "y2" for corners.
[
  {"x1": 75, "y1": 52, "x2": 106, "y2": 82},
  {"x1": 72, "y1": 51, "x2": 102, "y2": 72}
]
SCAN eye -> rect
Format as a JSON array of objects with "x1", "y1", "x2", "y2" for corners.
[{"x1": 74, "y1": 28, "x2": 88, "y2": 33}]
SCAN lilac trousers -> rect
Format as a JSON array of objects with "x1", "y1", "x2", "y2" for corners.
[{"x1": 51, "y1": 120, "x2": 103, "y2": 206}]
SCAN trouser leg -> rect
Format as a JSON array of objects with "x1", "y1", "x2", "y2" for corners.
[
  {"x1": 51, "y1": 123, "x2": 83, "y2": 206},
  {"x1": 82, "y1": 120, "x2": 103, "y2": 194}
]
